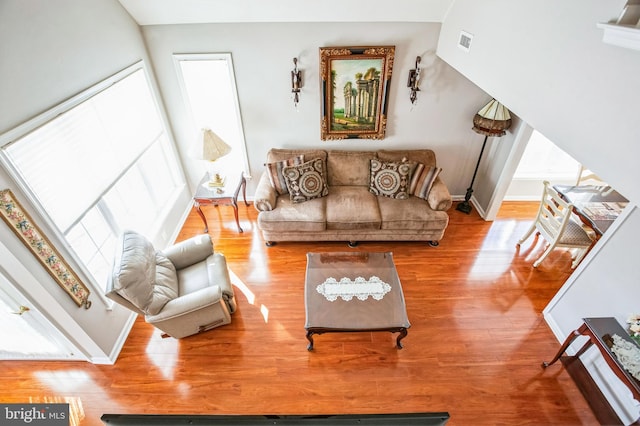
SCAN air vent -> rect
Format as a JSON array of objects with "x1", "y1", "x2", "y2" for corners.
[{"x1": 458, "y1": 31, "x2": 473, "y2": 52}]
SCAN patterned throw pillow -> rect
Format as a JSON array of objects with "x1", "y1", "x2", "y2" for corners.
[
  {"x1": 369, "y1": 159, "x2": 413, "y2": 199},
  {"x1": 282, "y1": 158, "x2": 329, "y2": 203},
  {"x1": 266, "y1": 155, "x2": 305, "y2": 195},
  {"x1": 409, "y1": 162, "x2": 442, "y2": 200}
]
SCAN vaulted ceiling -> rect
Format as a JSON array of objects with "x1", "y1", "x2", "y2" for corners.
[{"x1": 117, "y1": 0, "x2": 455, "y2": 25}]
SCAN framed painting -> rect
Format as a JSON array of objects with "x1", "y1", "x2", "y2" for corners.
[
  {"x1": 0, "y1": 189, "x2": 92, "y2": 308},
  {"x1": 319, "y1": 46, "x2": 395, "y2": 140}
]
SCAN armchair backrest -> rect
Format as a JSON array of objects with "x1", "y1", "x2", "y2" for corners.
[{"x1": 105, "y1": 230, "x2": 179, "y2": 316}]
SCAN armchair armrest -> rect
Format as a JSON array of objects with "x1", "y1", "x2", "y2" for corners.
[
  {"x1": 427, "y1": 177, "x2": 452, "y2": 211},
  {"x1": 162, "y1": 234, "x2": 213, "y2": 270},
  {"x1": 145, "y1": 285, "x2": 222, "y2": 323},
  {"x1": 207, "y1": 252, "x2": 236, "y2": 313},
  {"x1": 253, "y1": 171, "x2": 277, "y2": 212}
]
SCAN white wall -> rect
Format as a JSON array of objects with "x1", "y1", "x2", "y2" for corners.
[
  {"x1": 438, "y1": 0, "x2": 640, "y2": 422},
  {"x1": 0, "y1": 0, "x2": 187, "y2": 362},
  {"x1": 141, "y1": 22, "x2": 490, "y2": 197},
  {"x1": 437, "y1": 0, "x2": 640, "y2": 204},
  {"x1": 545, "y1": 206, "x2": 640, "y2": 422}
]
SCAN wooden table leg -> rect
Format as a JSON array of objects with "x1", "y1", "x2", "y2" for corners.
[
  {"x1": 395, "y1": 328, "x2": 408, "y2": 349},
  {"x1": 194, "y1": 202, "x2": 209, "y2": 233},
  {"x1": 306, "y1": 330, "x2": 315, "y2": 351},
  {"x1": 232, "y1": 199, "x2": 243, "y2": 233},
  {"x1": 231, "y1": 174, "x2": 246, "y2": 233},
  {"x1": 542, "y1": 323, "x2": 588, "y2": 368},
  {"x1": 241, "y1": 176, "x2": 249, "y2": 206}
]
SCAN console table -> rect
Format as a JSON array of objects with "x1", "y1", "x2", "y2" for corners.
[{"x1": 542, "y1": 317, "x2": 640, "y2": 424}]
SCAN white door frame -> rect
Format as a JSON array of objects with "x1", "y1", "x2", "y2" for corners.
[{"x1": 484, "y1": 122, "x2": 534, "y2": 220}]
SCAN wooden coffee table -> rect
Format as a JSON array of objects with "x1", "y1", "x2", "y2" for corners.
[{"x1": 304, "y1": 252, "x2": 410, "y2": 350}]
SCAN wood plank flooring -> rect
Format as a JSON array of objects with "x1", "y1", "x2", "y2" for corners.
[{"x1": 1, "y1": 201, "x2": 600, "y2": 425}]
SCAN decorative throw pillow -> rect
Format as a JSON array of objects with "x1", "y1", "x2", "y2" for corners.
[
  {"x1": 266, "y1": 155, "x2": 304, "y2": 195},
  {"x1": 282, "y1": 157, "x2": 329, "y2": 203},
  {"x1": 409, "y1": 162, "x2": 442, "y2": 200},
  {"x1": 369, "y1": 159, "x2": 413, "y2": 199}
]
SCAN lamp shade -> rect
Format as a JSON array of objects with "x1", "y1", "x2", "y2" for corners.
[
  {"x1": 472, "y1": 99, "x2": 512, "y2": 137},
  {"x1": 196, "y1": 128, "x2": 232, "y2": 161}
]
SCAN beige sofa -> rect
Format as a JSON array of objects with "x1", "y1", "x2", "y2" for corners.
[{"x1": 253, "y1": 148, "x2": 452, "y2": 247}]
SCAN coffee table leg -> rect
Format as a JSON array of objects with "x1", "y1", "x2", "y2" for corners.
[
  {"x1": 395, "y1": 328, "x2": 408, "y2": 349},
  {"x1": 306, "y1": 330, "x2": 315, "y2": 351}
]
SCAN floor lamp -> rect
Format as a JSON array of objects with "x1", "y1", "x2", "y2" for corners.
[{"x1": 456, "y1": 99, "x2": 512, "y2": 214}]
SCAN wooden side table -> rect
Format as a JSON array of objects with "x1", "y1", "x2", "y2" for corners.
[{"x1": 193, "y1": 172, "x2": 248, "y2": 233}]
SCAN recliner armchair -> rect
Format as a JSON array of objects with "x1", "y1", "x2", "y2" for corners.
[{"x1": 106, "y1": 230, "x2": 237, "y2": 338}]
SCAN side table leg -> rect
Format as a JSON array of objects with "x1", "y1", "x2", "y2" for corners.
[
  {"x1": 395, "y1": 328, "x2": 408, "y2": 349},
  {"x1": 241, "y1": 176, "x2": 249, "y2": 206},
  {"x1": 542, "y1": 324, "x2": 588, "y2": 368},
  {"x1": 231, "y1": 174, "x2": 245, "y2": 233},
  {"x1": 231, "y1": 200, "x2": 243, "y2": 233},
  {"x1": 194, "y1": 204, "x2": 209, "y2": 233}
]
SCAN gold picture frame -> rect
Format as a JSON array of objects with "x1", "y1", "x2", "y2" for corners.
[
  {"x1": 0, "y1": 189, "x2": 91, "y2": 308},
  {"x1": 319, "y1": 46, "x2": 395, "y2": 140}
]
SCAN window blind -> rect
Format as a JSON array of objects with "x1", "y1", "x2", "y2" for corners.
[{"x1": 4, "y1": 69, "x2": 162, "y2": 232}]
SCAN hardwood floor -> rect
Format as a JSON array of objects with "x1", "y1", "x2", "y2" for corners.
[{"x1": 2, "y1": 201, "x2": 600, "y2": 425}]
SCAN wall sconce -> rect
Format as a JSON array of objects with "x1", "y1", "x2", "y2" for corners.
[
  {"x1": 291, "y1": 57, "x2": 302, "y2": 108},
  {"x1": 407, "y1": 56, "x2": 421, "y2": 105}
]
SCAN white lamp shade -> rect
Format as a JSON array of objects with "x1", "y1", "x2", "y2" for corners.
[{"x1": 196, "y1": 128, "x2": 232, "y2": 161}]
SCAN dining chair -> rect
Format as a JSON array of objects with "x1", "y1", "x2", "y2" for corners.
[
  {"x1": 576, "y1": 164, "x2": 615, "y2": 198},
  {"x1": 517, "y1": 180, "x2": 595, "y2": 269}
]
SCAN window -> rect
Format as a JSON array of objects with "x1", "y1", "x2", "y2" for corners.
[
  {"x1": 173, "y1": 53, "x2": 250, "y2": 177},
  {"x1": 0, "y1": 63, "x2": 184, "y2": 293},
  {"x1": 513, "y1": 130, "x2": 580, "y2": 180}
]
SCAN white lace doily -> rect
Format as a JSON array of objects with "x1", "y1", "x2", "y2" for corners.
[
  {"x1": 316, "y1": 276, "x2": 391, "y2": 301},
  {"x1": 611, "y1": 334, "x2": 640, "y2": 381}
]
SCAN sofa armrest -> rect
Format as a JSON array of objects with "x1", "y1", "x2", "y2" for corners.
[
  {"x1": 162, "y1": 234, "x2": 213, "y2": 270},
  {"x1": 146, "y1": 285, "x2": 222, "y2": 323},
  {"x1": 427, "y1": 177, "x2": 453, "y2": 211},
  {"x1": 254, "y1": 171, "x2": 277, "y2": 212}
]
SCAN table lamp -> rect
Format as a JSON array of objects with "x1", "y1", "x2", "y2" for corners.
[
  {"x1": 196, "y1": 128, "x2": 232, "y2": 190},
  {"x1": 456, "y1": 98, "x2": 512, "y2": 214}
]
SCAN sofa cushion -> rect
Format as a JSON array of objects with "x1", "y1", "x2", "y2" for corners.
[
  {"x1": 176, "y1": 260, "x2": 210, "y2": 296},
  {"x1": 377, "y1": 196, "x2": 450, "y2": 231},
  {"x1": 409, "y1": 163, "x2": 442, "y2": 200},
  {"x1": 258, "y1": 195, "x2": 326, "y2": 232},
  {"x1": 377, "y1": 149, "x2": 437, "y2": 169},
  {"x1": 283, "y1": 157, "x2": 329, "y2": 203},
  {"x1": 326, "y1": 186, "x2": 381, "y2": 230},
  {"x1": 266, "y1": 155, "x2": 304, "y2": 195},
  {"x1": 326, "y1": 150, "x2": 375, "y2": 186},
  {"x1": 369, "y1": 159, "x2": 413, "y2": 199}
]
